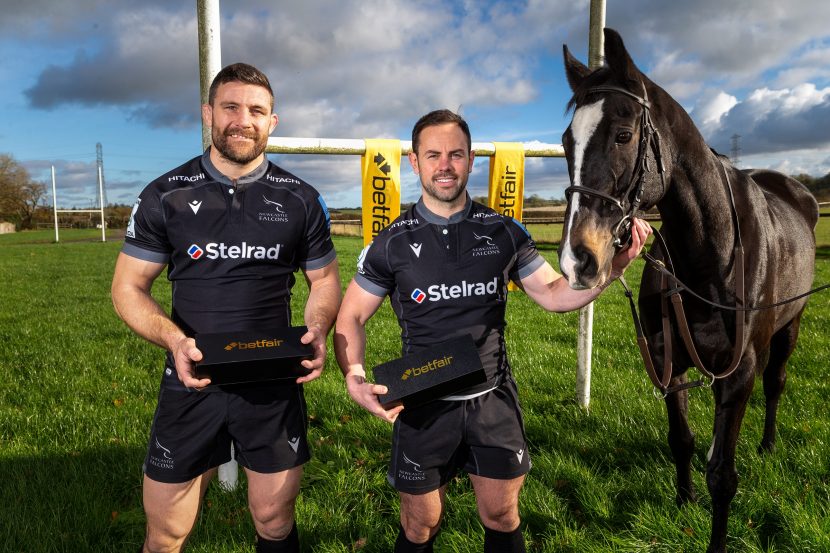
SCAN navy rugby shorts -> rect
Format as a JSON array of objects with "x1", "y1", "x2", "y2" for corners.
[
  {"x1": 388, "y1": 378, "x2": 530, "y2": 494},
  {"x1": 144, "y1": 384, "x2": 310, "y2": 483}
]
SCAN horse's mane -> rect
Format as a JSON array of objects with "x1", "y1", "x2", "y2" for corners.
[{"x1": 709, "y1": 147, "x2": 729, "y2": 161}]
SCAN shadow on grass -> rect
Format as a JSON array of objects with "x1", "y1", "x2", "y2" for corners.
[
  {"x1": 521, "y1": 412, "x2": 678, "y2": 542},
  {"x1": 0, "y1": 439, "x2": 392, "y2": 553},
  {"x1": 0, "y1": 446, "x2": 146, "y2": 552}
]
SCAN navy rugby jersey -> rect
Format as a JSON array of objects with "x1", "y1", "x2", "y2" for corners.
[
  {"x1": 122, "y1": 150, "x2": 336, "y2": 390},
  {"x1": 356, "y1": 196, "x2": 544, "y2": 396}
]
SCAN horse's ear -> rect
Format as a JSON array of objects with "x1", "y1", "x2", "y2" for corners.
[
  {"x1": 563, "y1": 44, "x2": 591, "y2": 92},
  {"x1": 603, "y1": 28, "x2": 641, "y2": 87}
]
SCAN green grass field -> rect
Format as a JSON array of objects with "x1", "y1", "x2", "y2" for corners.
[{"x1": 1, "y1": 227, "x2": 828, "y2": 552}]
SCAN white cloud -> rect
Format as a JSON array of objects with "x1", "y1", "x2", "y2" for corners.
[
  {"x1": 693, "y1": 89, "x2": 739, "y2": 135},
  {"x1": 609, "y1": 0, "x2": 830, "y2": 81},
  {"x1": 700, "y1": 83, "x2": 830, "y2": 156},
  {"x1": 592, "y1": 1, "x2": 830, "y2": 174},
  {"x1": 7, "y1": 0, "x2": 830, "y2": 209},
  {"x1": 742, "y1": 149, "x2": 830, "y2": 178},
  {"x1": 780, "y1": 83, "x2": 829, "y2": 113},
  {"x1": 774, "y1": 44, "x2": 830, "y2": 88},
  {"x1": 23, "y1": 0, "x2": 549, "y2": 140},
  {"x1": 649, "y1": 51, "x2": 708, "y2": 101}
]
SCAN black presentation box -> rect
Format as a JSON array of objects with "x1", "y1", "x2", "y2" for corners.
[
  {"x1": 195, "y1": 326, "x2": 313, "y2": 386},
  {"x1": 372, "y1": 335, "x2": 486, "y2": 409}
]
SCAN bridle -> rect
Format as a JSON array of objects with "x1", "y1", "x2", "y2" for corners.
[{"x1": 564, "y1": 84, "x2": 667, "y2": 249}]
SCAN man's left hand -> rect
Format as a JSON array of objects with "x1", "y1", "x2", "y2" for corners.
[
  {"x1": 296, "y1": 326, "x2": 326, "y2": 384},
  {"x1": 611, "y1": 217, "x2": 652, "y2": 277}
]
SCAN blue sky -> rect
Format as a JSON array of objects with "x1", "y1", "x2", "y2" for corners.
[{"x1": 1, "y1": 0, "x2": 829, "y2": 209}]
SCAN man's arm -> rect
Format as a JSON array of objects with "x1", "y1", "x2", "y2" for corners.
[
  {"x1": 333, "y1": 280, "x2": 404, "y2": 423},
  {"x1": 296, "y1": 259, "x2": 342, "y2": 384},
  {"x1": 110, "y1": 252, "x2": 210, "y2": 389},
  {"x1": 520, "y1": 217, "x2": 651, "y2": 312}
]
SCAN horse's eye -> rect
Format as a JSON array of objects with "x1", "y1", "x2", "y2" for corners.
[{"x1": 616, "y1": 131, "x2": 633, "y2": 144}]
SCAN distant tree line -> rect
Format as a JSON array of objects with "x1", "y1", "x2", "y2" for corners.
[
  {"x1": 0, "y1": 154, "x2": 45, "y2": 229},
  {"x1": 793, "y1": 174, "x2": 830, "y2": 202}
]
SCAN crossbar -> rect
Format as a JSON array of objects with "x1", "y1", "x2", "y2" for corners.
[{"x1": 266, "y1": 137, "x2": 565, "y2": 157}]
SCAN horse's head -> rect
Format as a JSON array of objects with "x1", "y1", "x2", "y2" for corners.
[{"x1": 559, "y1": 28, "x2": 668, "y2": 289}]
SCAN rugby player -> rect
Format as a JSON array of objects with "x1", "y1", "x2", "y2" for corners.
[
  {"x1": 334, "y1": 109, "x2": 650, "y2": 552},
  {"x1": 111, "y1": 63, "x2": 340, "y2": 553}
]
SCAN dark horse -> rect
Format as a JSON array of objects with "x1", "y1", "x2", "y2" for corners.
[{"x1": 558, "y1": 29, "x2": 818, "y2": 552}]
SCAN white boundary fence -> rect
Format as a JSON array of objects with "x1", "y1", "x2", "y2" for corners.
[{"x1": 196, "y1": 0, "x2": 606, "y2": 489}]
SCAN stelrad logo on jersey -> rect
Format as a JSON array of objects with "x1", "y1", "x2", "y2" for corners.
[
  {"x1": 187, "y1": 241, "x2": 282, "y2": 260},
  {"x1": 410, "y1": 277, "x2": 499, "y2": 304}
]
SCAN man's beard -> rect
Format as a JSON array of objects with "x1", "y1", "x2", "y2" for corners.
[
  {"x1": 212, "y1": 126, "x2": 268, "y2": 165},
  {"x1": 422, "y1": 171, "x2": 467, "y2": 204}
]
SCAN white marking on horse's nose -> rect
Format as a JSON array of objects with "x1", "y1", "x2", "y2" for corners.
[{"x1": 561, "y1": 100, "x2": 604, "y2": 286}]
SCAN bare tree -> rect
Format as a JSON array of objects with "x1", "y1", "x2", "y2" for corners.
[{"x1": 0, "y1": 154, "x2": 46, "y2": 229}]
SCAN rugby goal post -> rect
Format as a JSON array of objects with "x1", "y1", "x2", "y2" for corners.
[{"x1": 50, "y1": 165, "x2": 107, "y2": 243}]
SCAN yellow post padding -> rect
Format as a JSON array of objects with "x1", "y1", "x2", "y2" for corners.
[
  {"x1": 487, "y1": 142, "x2": 525, "y2": 221},
  {"x1": 488, "y1": 142, "x2": 526, "y2": 291},
  {"x1": 361, "y1": 139, "x2": 401, "y2": 246}
]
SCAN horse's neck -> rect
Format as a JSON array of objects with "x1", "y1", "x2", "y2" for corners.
[{"x1": 657, "y1": 150, "x2": 738, "y2": 270}]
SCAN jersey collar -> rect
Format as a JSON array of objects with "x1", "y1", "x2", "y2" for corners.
[
  {"x1": 414, "y1": 194, "x2": 473, "y2": 225},
  {"x1": 201, "y1": 148, "x2": 269, "y2": 187}
]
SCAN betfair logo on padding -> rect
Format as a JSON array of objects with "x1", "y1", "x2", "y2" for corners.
[{"x1": 223, "y1": 339, "x2": 285, "y2": 351}]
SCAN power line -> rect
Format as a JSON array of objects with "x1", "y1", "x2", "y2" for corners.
[
  {"x1": 730, "y1": 134, "x2": 741, "y2": 167},
  {"x1": 96, "y1": 142, "x2": 108, "y2": 208}
]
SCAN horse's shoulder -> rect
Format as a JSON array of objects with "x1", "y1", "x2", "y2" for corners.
[{"x1": 742, "y1": 168, "x2": 819, "y2": 226}]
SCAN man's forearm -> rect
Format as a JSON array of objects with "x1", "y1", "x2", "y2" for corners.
[
  {"x1": 547, "y1": 269, "x2": 619, "y2": 311},
  {"x1": 304, "y1": 268, "x2": 342, "y2": 335},
  {"x1": 333, "y1": 322, "x2": 368, "y2": 378},
  {"x1": 112, "y1": 286, "x2": 185, "y2": 352}
]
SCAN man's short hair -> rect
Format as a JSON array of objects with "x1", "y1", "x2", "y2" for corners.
[
  {"x1": 411, "y1": 109, "x2": 472, "y2": 155},
  {"x1": 208, "y1": 63, "x2": 274, "y2": 109}
]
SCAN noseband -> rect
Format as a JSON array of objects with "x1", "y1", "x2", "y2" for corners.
[{"x1": 565, "y1": 84, "x2": 667, "y2": 249}]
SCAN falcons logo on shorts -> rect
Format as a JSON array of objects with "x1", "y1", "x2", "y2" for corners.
[{"x1": 402, "y1": 452, "x2": 423, "y2": 472}]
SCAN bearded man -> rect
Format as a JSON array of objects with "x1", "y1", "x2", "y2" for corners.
[{"x1": 112, "y1": 63, "x2": 341, "y2": 553}]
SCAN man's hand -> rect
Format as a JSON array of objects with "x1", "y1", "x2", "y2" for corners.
[
  {"x1": 299, "y1": 260, "x2": 341, "y2": 385},
  {"x1": 172, "y1": 337, "x2": 211, "y2": 390},
  {"x1": 610, "y1": 217, "x2": 652, "y2": 277},
  {"x1": 345, "y1": 372, "x2": 404, "y2": 423},
  {"x1": 296, "y1": 326, "x2": 326, "y2": 384}
]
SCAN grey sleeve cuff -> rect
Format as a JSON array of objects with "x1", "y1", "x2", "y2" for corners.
[
  {"x1": 121, "y1": 242, "x2": 169, "y2": 264},
  {"x1": 354, "y1": 273, "x2": 389, "y2": 297},
  {"x1": 516, "y1": 254, "x2": 546, "y2": 280},
  {"x1": 300, "y1": 248, "x2": 338, "y2": 271}
]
